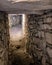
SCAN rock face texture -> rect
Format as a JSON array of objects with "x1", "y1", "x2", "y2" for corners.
[
  {"x1": 26, "y1": 10, "x2": 52, "y2": 65},
  {"x1": 0, "y1": 11, "x2": 9, "y2": 65},
  {"x1": 0, "y1": 9, "x2": 52, "y2": 65}
]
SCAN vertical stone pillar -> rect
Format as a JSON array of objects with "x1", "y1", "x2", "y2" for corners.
[
  {"x1": 0, "y1": 11, "x2": 9, "y2": 65},
  {"x1": 22, "y1": 14, "x2": 28, "y2": 37},
  {"x1": 22, "y1": 14, "x2": 29, "y2": 52}
]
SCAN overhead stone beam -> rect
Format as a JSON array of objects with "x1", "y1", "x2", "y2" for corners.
[{"x1": 0, "y1": 0, "x2": 52, "y2": 13}]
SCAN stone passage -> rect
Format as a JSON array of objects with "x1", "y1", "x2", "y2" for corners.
[
  {"x1": 26, "y1": 10, "x2": 52, "y2": 65},
  {"x1": 0, "y1": 11, "x2": 9, "y2": 65}
]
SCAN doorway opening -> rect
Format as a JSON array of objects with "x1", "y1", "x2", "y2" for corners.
[{"x1": 8, "y1": 14, "x2": 23, "y2": 41}]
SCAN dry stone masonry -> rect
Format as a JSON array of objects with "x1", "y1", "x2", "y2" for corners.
[
  {"x1": 0, "y1": 11, "x2": 9, "y2": 65},
  {"x1": 0, "y1": 9, "x2": 52, "y2": 65},
  {"x1": 26, "y1": 10, "x2": 52, "y2": 65}
]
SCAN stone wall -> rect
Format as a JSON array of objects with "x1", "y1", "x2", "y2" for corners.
[
  {"x1": 0, "y1": 11, "x2": 9, "y2": 65},
  {"x1": 26, "y1": 10, "x2": 52, "y2": 65}
]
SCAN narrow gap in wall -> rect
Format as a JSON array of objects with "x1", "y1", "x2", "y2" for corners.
[
  {"x1": 8, "y1": 14, "x2": 23, "y2": 41},
  {"x1": 8, "y1": 14, "x2": 34, "y2": 65},
  {"x1": 8, "y1": 14, "x2": 25, "y2": 65}
]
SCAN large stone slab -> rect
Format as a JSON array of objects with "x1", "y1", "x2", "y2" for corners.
[{"x1": 0, "y1": 0, "x2": 52, "y2": 13}]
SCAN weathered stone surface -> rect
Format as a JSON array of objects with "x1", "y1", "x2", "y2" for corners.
[
  {"x1": 0, "y1": 11, "x2": 9, "y2": 65},
  {"x1": 26, "y1": 10, "x2": 52, "y2": 65},
  {"x1": 0, "y1": 0, "x2": 52, "y2": 14}
]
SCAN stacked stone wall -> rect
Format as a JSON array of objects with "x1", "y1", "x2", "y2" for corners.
[
  {"x1": 0, "y1": 11, "x2": 9, "y2": 65},
  {"x1": 26, "y1": 10, "x2": 52, "y2": 65}
]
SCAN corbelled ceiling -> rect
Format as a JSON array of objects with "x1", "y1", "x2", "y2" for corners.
[{"x1": 0, "y1": 0, "x2": 52, "y2": 14}]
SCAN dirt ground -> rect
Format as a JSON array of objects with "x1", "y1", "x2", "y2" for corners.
[{"x1": 9, "y1": 37, "x2": 34, "y2": 65}]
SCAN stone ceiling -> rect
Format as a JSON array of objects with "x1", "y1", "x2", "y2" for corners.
[{"x1": 0, "y1": 0, "x2": 52, "y2": 14}]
